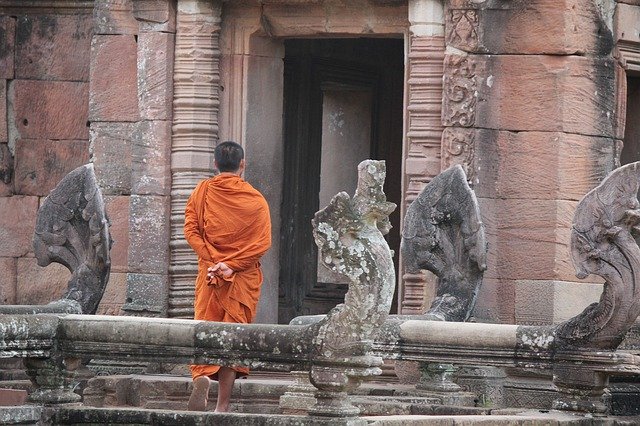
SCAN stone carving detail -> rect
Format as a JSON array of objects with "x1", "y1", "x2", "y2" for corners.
[
  {"x1": 168, "y1": 0, "x2": 223, "y2": 318},
  {"x1": 441, "y1": 127, "x2": 475, "y2": 184},
  {"x1": 446, "y1": 9, "x2": 479, "y2": 51},
  {"x1": 309, "y1": 160, "x2": 396, "y2": 416},
  {"x1": 402, "y1": 165, "x2": 487, "y2": 322},
  {"x1": 442, "y1": 54, "x2": 477, "y2": 128},
  {"x1": 555, "y1": 161, "x2": 640, "y2": 350},
  {"x1": 402, "y1": 35, "x2": 446, "y2": 315},
  {"x1": 33, "y1": 164, "x2": 112, "y2": 315}
]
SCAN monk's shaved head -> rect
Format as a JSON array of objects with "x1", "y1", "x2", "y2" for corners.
[{"x1": 215, "y1": 141, "x2": 244, "y2": 172}]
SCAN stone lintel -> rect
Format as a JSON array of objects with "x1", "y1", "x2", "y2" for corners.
[{"x1": 515, "y1": 280, "x2": 603, "y2": 326}]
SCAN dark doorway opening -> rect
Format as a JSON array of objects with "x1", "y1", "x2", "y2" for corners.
[
  {"x1": 621, "y1": 75, "x2": 640, "y2": 165},
  {"x1": 278, "y1": 38, "x2": 404, "y2": 323}
]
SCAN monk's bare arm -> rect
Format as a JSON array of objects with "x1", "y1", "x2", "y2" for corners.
[{"x1": 184, "y1": 182, "x2": 213, "y2": 262}]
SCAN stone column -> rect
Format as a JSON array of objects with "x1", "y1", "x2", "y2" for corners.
[
  {"x1": 167, "y1": 0, "x2": 222, "y2": 318},
  {"x1": 440, "y1": 0, "x2": 624, "y2": 325},
  {"x1": 400, "y1": 0, "x2": 445, "y2": 315},
  {"x1": 90, "y1": 0, "x2": 176, "y2": 318}
]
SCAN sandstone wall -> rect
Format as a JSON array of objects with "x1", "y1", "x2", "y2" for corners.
[
  {"x1": 0, "y1": 6, "x2": 92, "y2": 309},
  {"x1": 0, "y1": 1, "x2": 176, "y2": 317},
  {"x1": 440, "y1": 0, "x2": 626, "y2": 324}
]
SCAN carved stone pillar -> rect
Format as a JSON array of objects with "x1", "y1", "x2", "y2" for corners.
[
  {"x1": 400, "y1": 0, "x2": 445, "y2": 315},
  {"x1": 168, "y1": 0, "x2": 222, "y2": 318}
]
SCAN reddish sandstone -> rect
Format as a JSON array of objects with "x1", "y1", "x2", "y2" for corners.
[
  {"x1": 0, "y1": 196, "x2": 38, "y2": 257},
  {"x1": 132, "y1": 120, "x2": 172, "y2": 196},
  {"x1": 15, "y1": 14, "x2": 92, "y2": 81},
  {"x1": 16, "y1": 257, "x2": 69, "y2": 305},
  {"x1": 480, "y1": 198, "x2": 579, "y2": 283},
  {"x1": 90, "y1": 122, "x2": 133, "y2": 195},
  {"x1": 0, "y1": 80, "x2": 6, "y2": 143},
  {"x1": 0, "y1": 257, "x2": 17, "y2": 304},
  {"x1": 104, "y1": 195, "x2": 130, "y2": 273},
  {"x1": 89, "y1": 35, "x2": 139, "y2": 122},
  {"x1": 0, "y1": 17, "x2": 15, "y2": 79},
  {"x1": 94, "y1": 0, "x2": 138, "y2": 35},
  {"x1": 138, "y1": 32, "x2": 174, "y2": 120},
  {"x1": 12, "y1": 80, "x2": 89, "y2": 140},
  {"x1": 446, "y1": 0, "x2": 613, "y2": 56},
  {"x1": 14, "y1": 139, "x2": 90, "y2": 196},
  {"x1": 471, "y1": 130, "x2": 617, "y2": 201}
]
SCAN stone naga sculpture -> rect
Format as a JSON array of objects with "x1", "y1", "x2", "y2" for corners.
[
  {"x1": 33, "y1": 163, "x2": 112, "y2": 315},
  {"x1": 556, "y1": 161, "x2": 640, "y2": 350},
  {"x1": 308, "y1": 160, "x2": 396, "y2": 416},
  {"x1": 401, "y1": 164, "x2": 487, "y2": 321}
]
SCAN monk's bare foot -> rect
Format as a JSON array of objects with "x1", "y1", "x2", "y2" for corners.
[{"x1": 188, "y1": 376, "x2": 210, "y2": 411}]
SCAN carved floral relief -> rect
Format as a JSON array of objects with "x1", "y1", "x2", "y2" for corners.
[
  {"x1": 446, "y1": 9, "x2": 479, "y2": 51},
  {"x1": 442, "y1": 54, "x2": 478, "y2": 127},
  {"x1": 442, "y1": 128, "x2": 475, "y2": 184}
]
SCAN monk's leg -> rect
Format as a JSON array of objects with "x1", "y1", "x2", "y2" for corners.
[
  {"x1": 188, "y1": 375, "x2": 211, "y2": 411},
  {"x1": 215, "y1": 367, "x2": 236, "y2": 413}
]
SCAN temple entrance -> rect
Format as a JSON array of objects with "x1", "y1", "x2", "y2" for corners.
[
  {"x1": 621, "y1": 75, "x2": 640, "y2": 165},
  {"x1": 278, "y1": 38, "x2": 404, "y2": 323}
]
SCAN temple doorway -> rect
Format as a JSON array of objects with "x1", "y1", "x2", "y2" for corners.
[
  {"x1": 621, "y1": 75, "x2": 640, "y2": 165},
  {"x1": 278, "y1": 38, "x2": 404, "y2": 323}
]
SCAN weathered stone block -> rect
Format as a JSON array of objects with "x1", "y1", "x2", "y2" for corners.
[
  {"x1": 128, "y1": 195, "x2": 170, "y2": 274},
  {"x1": 443, "y1": 54, "x2": 621, "y2": 138},
  {"x1": 15, "y1": 14, "x2": 92, "y2": 81},
  {"x1": 0, "y1": 17, "x2": 15, "y2": 79},
  {"x1": 132, "y1": 120, "x2": 171, "y2": 195},
  {"x1": 0, "y1": 143, "x2": 12, "y2": 197},
  {"x1": 96, "y1": 272, "x2": 126, "y2": 315},
  {"x1": 138, "y1": 32, "x2": 174, "y2": 120},
  {"x1": 94, "y1": 0, "x2": 138, "y2": 35},
  {"x1": 12, "y1": 80, "x2": 89, "y2": 140},
  {"x1": 480, "y1": 198, "x2": 580, "y2": 283},
  {"x1": 0, "y1": 257, "x2": 17, "y2": 304},
  {"x1": 446, "y1": 0, "x2": 613, "y2": 56},
  {"x1": 104, "y1": 196, "x2": 130, "y2": 273},
  {"x1": 122, "y1": 273, "x2": 167, "y2": 315},
  {"x1": 0, "y1": 80, "x2": 6, "y2": 143},
  {"x1": 14, "y1": 139, "x2": 90, "y2": 196},
  {"x1": 0, "y1": 196, "x2": 37, "y2": 257},
  {"x1": 615, "y1": 3, "x2": 640, "y2": 44},
  {"x1": 465, "y1": 129, "x2": 618, "y2": 201},
  {"x1": 514, "y1": 280, "x2": 603, "y2": 326},
  {"x1": 472, "y1": 277, "x2": 515, "y2": 324},
  {"x1": 89, "y1": 35, "x2": 139, "y2": 122},
  {"x1": 90, "y1": 122, "x2": 133, "y2": 195},
  {"x1": 133, "y1": 0, "x2": 177, "y2": 33},
  {"x1": 261, "y1": 2, "x2": 408, "y2": 37},
  {"x1": 16, "y1": 257, "x2": 69, "y2": 305}
]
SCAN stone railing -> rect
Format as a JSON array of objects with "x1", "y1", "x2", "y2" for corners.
[
  {"x1": 3, "y1": 161, "x2": 640, "y2": 421},
  {"x1": 1, "y1": 160, "x2": 397, "y2": 423}
]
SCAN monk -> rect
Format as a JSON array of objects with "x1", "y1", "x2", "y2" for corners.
[{"x1": 183, "y1": 141, "x2": 272, "y2": 412}]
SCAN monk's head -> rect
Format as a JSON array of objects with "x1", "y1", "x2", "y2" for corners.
[{"x1": 215, "y1": 141, "x2": 245, "y2": 174}]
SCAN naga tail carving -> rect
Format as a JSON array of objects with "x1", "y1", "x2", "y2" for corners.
[
  {"x1": 556, "y1": 161, "x2": 640, "y2": 349},
  {"x1": 311, "y1": 160, "x2": 396, "y2": 359},
  {"x1": 401, "y1": 164, "x2": 487, "y2": 322},
  {"x1": 34, "y1": 164, "x2": 112, "y2": 314}
]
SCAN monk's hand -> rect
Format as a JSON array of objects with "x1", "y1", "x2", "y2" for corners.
[{"x1": 209, "y1": 262, "x2": 234, "y2": 279}]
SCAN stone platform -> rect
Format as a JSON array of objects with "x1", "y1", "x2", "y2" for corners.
[{"x1": 82, "y1": 372, "x2": 476, "y2": 415}]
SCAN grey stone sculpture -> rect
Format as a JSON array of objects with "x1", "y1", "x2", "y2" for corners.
[
  {"x1": 401, "y1": 164, "x2": 487, "y2": 322},
  {"x1": 556, "y1": 161, "x2": 640, "y2": 350},
  {"x1": 33, "y1": 163, "x2": 112, "y2": 315},
  {"x1": 308, "y1": 160, "x2": 397, "y2": 417}
]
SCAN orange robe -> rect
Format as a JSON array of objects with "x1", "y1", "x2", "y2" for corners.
[{"x1": 184, "y1": 173, "x2": 272, "y2": 380}]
